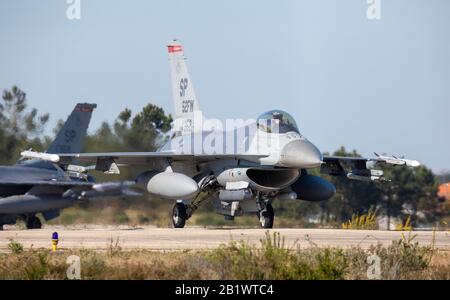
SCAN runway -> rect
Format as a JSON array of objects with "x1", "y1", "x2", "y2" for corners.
[{"x1": 0, "y1": 226, "x2": 448, "y2": 251}]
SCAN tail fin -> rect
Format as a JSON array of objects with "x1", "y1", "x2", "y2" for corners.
[
  {"x1": 168, "y1": 39, "x2": 202, "y2": 134},
  {"x1": 46, "y1": 103, "x2": 97, "y2": 154}
]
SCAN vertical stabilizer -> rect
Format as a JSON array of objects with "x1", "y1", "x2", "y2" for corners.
[
  {"x1": 168, "y1": 39, "x2": 202, "y2": 134},
  {"x1": 46, "y1": 103, "x2": 97, "y2": 154}
]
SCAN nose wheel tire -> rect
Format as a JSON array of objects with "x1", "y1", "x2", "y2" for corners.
[
  {"x1": 259, "y1": 203, "x2": 274, "y2": 229},
  {"x1": 172, "y1": 202, "x2": 187, "y2": 228}
]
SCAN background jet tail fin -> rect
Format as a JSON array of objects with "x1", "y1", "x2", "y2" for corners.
[
  {"x1": 46, "y1": 103, "x2": 97, "y2": 154},
  {"x1": 168, "y1": 39, "x2": 202, "y2": 134}
]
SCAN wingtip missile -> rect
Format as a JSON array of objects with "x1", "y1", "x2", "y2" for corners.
[
  {"x1": 373, "y1": 153, "x2": 420, "y2": 167},
  {"x1": 20, "y1": 150, "x2": 60, "y2": 163},
  {"x1": 404, "y1": 159, "x2": 421, "y2": 167}
]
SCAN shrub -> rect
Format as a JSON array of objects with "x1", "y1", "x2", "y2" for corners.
[
  {"x1": 0, "y1": 232, "x2": 445, "y2": 280},
  {"x1": 342, "y1": 207, "x2": 378, "y2": 230},
  {"x1": 7, "y1": 239, "x2": 24, "y2": 254}
]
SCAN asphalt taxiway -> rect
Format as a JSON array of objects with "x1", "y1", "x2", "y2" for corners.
[{"x1": 0, "y1": 226, "x2": 448, "y2": 251}]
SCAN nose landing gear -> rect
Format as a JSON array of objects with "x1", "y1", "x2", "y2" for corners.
[
  {"x1": 256, "y1": 192, "x2": 274, "y2": 229},
  {"x1": 258, "y1": 203, "x2": 274, "y2": 229}
]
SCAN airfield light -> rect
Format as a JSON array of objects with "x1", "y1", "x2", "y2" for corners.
[{"x1": 52, "y1": 232, "x2": 59, "y2": 252}]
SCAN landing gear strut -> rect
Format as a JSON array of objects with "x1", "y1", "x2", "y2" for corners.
[
  {"x1": 259, "y1": 203, "x2": 274, "y2": 228},
  {"x1": 171, "y1": 175, "x2": 218, "y2": 228},
  {"x1": 26, "y1": 215, "x2": 42, "y2": 229},
  {"x1": 256, "y1": 193, "x2": 274, "y2": 228}
]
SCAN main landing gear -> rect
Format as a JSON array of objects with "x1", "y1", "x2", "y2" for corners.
[
  {"x1": 26, "y1": 215, "x2": 42, "y2": 229},
  {"x1": 172, "y1": 202, "x2": 188, "y2": 228},
  {"x1": 172, "y1": 175, "x2": 218, "y2": 228}
]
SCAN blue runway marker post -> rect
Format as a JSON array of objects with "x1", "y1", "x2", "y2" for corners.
[{"x1": 52, "y1": 232, "x2": 59, "y2": 252}]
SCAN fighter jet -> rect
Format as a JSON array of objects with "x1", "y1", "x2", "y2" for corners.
[
  {"x1": 0, "y1": 103, "x2": 137, "y2": 230},
  {"x1": 51, "y1": 40, "x2": 420, "y2": 228}
]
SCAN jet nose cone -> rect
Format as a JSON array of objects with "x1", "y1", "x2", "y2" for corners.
[{"x1": 279, "y1": 139, "x2": 323, "y2": 168}]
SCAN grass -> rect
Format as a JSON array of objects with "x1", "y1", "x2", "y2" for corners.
[
  {"x1": 50, "y1": 204, "x2": 321, "y2": 228},
  {"x1": 7, "y1": 238, "x2": 24, "y2": 254},
  {"x1": 395, "y1": 215, "x2": 413, "y2": 231},
  {"x1": 342, "y1": 207, "x2": 378, "y2": 230},
  {"x1": 48, "y1": 201, "x2": 175, "y2": 228},
  {"x1": 208, "y1": 232, "x2": 349, "y2": 279},
  {"x1": 0, "y1": 232, "x2": 447, "y2": 280}
]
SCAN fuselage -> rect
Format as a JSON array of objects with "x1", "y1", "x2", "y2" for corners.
[{"x1": 161, "y1": 118, "x2": 323, "y2": 171}]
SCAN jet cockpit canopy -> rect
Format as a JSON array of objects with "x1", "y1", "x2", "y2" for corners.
[{"x1": 257, "y1": 110, "x2": 299, "y2": 134}]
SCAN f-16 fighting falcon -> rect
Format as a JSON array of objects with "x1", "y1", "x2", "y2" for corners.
[
  {"x1": 0, "y1": 103, "x2": 137, "y2": 230},
  {"x1": 48, "y1": 40, "x2": 420, "y2": 228}
]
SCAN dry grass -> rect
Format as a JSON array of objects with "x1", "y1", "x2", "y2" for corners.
[
  {"x1": 48, "y1": 200, "x2": 174, "y2": 228},
  {"x1": 0, "y1": 232, "x2": 448, "y2": 280},
  {"x1": 395, "y1": 215, "x2": 413, "y2": 231},
  {"x1": 342, "y1": 208, "x2": 378, "y2": 230},
  {"x1": 50, "y1": 204, "x2": 319, "y2": 228}
]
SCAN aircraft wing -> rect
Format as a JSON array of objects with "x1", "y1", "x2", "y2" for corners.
[
  {"x1": 320, "y1": 154, "x2": 420, "y2": 182},
  {"x1": 54, "y1": 152, "x2": 269, "y2": 173},
  {"x1": 0, "y1": 180, "x2": 140, "y2": 198},
  {"x1": 0, "y1": 180, "x2": 94, "y2": 188}
]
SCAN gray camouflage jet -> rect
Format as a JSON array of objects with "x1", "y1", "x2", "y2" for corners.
[
  {"x1": 49, "y1": 40, "x2": 420, "y2": 228},
  {"x1": 0, "y1": 103, "x2": 137, "y2": 230}
]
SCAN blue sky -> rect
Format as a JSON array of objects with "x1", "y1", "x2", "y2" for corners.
[{"x1": 0, "y1": 0, "x2": 449, "y2": 172}]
